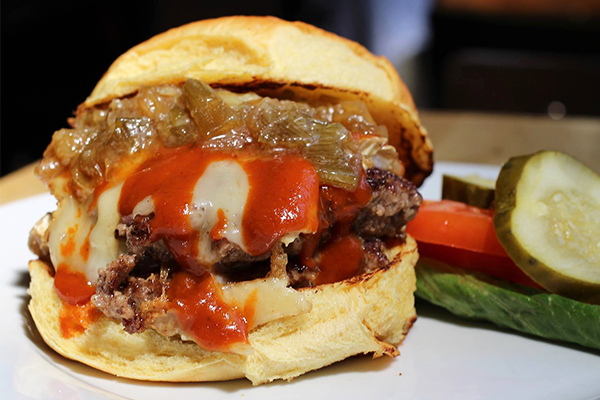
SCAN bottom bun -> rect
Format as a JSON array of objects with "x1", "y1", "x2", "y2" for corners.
[{"x1": 28, "y1": 236, "x2": 418, "y2": 385}]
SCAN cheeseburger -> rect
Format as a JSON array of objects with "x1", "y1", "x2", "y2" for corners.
[{"x1": 27, "y1": 16, "x2": 433, "y2": 384}]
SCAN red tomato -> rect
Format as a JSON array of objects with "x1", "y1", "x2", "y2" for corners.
[
  {"x1": 408, "y1": 200, "x2": 541, "y2": 289},
  {"x1": 407, "y1": 200, "x2": 506, "y2": 256},
  {"x1": 417, "y1": 243, "x2": 542, "y2": 289}
]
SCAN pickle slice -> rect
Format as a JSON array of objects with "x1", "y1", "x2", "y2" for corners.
[
  {"x1": 442, "y1": 174, "x2": 496, "y2": 208},
  {"x1": 494, "y1": 151, "x2": 600, "y2": 304}
]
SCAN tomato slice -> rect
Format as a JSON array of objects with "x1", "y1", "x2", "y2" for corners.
[
  {"x1": 418, "y1": 243, "x2": 542, "y2": 289},
  {"x1": 408, "y1": 200, "x2": 542, "y2": 289},
  {"x1": 407, "y1": 200, "x2": 506, "y2": 256}
]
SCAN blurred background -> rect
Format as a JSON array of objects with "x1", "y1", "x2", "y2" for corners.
[{"x1": 2, "y1": 0, "x2": 600, "y2": 177}]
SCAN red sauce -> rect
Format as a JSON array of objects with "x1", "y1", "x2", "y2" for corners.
[
  {"x1": 167, "y1": 271, "x2": 248, "y2": 352},
  {"x1": 242, "y1": 156, "x2": 319, "y2": 255},
  {"x1": 119, "y1": 147, "x2": 319, "y2": 274},
  {"x1": 120, "y1": 147, "x2": 224, "y2": 274},
  {"x1": 320, "y1": 171, "x2": 372, "y2": 223},
  {"x1": 115, "y1": 145, "x2": 368, "y2": 350},
  {"x1": 315, "y1": 234, "x2": 364, "y2": 285},
  {"x1": 300, "y1": 171, "x2": 372, "y2": 270},
  {"x1": 54, "y1": 263, "x2": 96, "y2": 305},
  {"x1": 60, "y1": 225, "x2": 78, "y2": 257},
  {"x1": 59, "y1": 301, "x2": 101, "y2": 338},
  {"x1": 211, "y1": 209, "x2": 228, "y2": 241}
]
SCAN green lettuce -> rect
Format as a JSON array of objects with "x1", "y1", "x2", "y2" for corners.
[{"x1": 415, "y1": 259, "x2": 600, "y2": 351}]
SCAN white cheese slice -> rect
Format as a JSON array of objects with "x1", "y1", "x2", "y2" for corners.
[
  {"x1": 86, "y1": 184, "x2": 125, "y2": 283},
  {"x1": 220, "y1": 275, "x2": 312, "y2": 330},
  {"x1": 132, "y1": 195, "x2": 155, "y2": 217},
  {"x1": 190, "y1": 160, "x2": 249, "y2": 265},
  {"x1": 45, "y1": 159, "x2": 313, "y2": 345},
  {"x1": 47, "y1": 184, "x2": 125, "y2": 284},
  {"x1": 48, "y1": 197, "x2": 92, "y2": 276}
]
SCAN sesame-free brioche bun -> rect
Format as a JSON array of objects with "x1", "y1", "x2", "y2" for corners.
[
  {"x1": 84, "y1": 16, "x2": 433, "y2": 185},
  {"x1": 28, "y1": 237, "x2": 418, "y2": 385}
]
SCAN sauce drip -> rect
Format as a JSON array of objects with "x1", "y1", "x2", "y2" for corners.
[
  {"x1": 314, "y1": 234, "x2": 364, "y2": 285},
  {"x1": 320, "y1": 170, "x2": 372, "y2": 223},
  {"x1": 119, "y1": 146, "x2": 223, "y2": 274},
  {"x1": 242, "y1": 156, "x2": 319, "y2": 255},
  {"x1": 300, "y1": 171, "x2": 372, "y2": 271},
  {"x1": 210, "y1": 209, "x2": 228, "y2": 241},
  {"x1": 60, "y1": 225, "x2": 78, "y2": 257},
  {"x1": 167, "y1": 271, "x2": 248, "y2": 351},
  {"x1": 54, "y1": 263, "x2": 96, "y2": 305},
  {"x1": 59, "y1": 301, "x2": 100, "y2": 338}
]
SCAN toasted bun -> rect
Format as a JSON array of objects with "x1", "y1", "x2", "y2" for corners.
[
  {"x1": 83, "y1": 16, "x2": 433, "y2": 185},
  {"x1": 28, "y1": 236, "x2": 418, "y2": 385}
]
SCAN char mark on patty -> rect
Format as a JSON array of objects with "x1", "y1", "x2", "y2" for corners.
[
  {"x1": 92, "y1": 253, "x2": 171, "y2": 334},
  {"x1": 353, "y1": 168, "x2": 422, "y2": 240}
]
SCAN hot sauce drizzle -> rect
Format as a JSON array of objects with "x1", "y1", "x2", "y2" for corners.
[
  {"x1": 210, "y1": 209, "x2": 228, "y2": 241},
  {"x1": 60, "y1": 225, "x2": 79, "y2": 257},
  {"x1": 315, "y1": 234, "x2": 364, "y2": 285},
  {"x1": 59, "y1": 301, "x2": 101, "y2": 338},
  {"x1": 300, "y1": 171, "x2": 372, "y2": 279},
  {"x1": 119, "y1": 147, "x2": 320, "y2": 272},
  {"x1": 118, "y1": 147, "x2": 320, "y2": 350},
  {"x1": 242, "y1": 156, "x2": 319, "y2": 256},
  {"x1": 55, "y1": 263, "x2": 99, "y2": 338},
  {"x1": 167, "y1": 271, "x2": 248, "y2": 351},
  {"x1": 54, "y1": 263, "x2": 96, "y2": 305},
  {"x1": 119, "y1": 146, "x2": 223, "y2": 275},
  {"x1": 320, "y1": 170, "x2": 372, "y2": 223}
]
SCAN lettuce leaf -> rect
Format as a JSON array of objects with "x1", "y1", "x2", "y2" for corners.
[{"x1": 415, "y1": 259, "x2": 600, "y2": 351}]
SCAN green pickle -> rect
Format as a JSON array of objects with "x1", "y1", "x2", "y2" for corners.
[
  {"x1": 494, "y1": 151, "x2": 600, "y2": 304},
  {"x1": 442, "y1": 174, "x2": 496, "y2": 208}
]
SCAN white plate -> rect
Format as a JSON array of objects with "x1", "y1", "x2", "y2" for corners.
[{"x1": 2, "y1": 162, "x2": 599, "y2": 400}]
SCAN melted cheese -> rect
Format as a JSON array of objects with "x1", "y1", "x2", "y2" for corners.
[
  {"x1": 86, "y1": 184, "x2": 125, "y2": 283},
  {"x1": 221, "y1": 275, "x2": 312, "y2": 329},
  {"x1": 46, "y1": 159, "x2": 313, "y2": 340},
  {"x1": 48, "y1": 184, "x2": 125, "y2": 284},
  {"x1": 132, "y1": 195, "x2": 155, "y2": 217},
  {"x1": 48, "y1": 197, "x2": 93, "y2": 276},
  {"x1": 190, "y1": 160, "x2": 249, "y2": 265}
]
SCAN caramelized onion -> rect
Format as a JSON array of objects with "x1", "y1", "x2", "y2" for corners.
[
  {"x1": 246, "y1": 99, "x2": 361, "y2": 191},
  {"x1": 182, "y1": 79, "x2": 242, "y2": 139},
  {"x1": 249, "y1": 99, "x2": 318, "y2": 148},
  {"x1": 160, "y1": 106, "x2": 198, "y2": 147},
  {"x1": 316, "y1": 101, "x2": 387, "y2": 138},
  {"x1": 71, "y1": 117, "x2": 155, "y2": 197},
  {"x1": 138, "y1": 86, "x2": 179, "y2": 120},
  {"x1": 39, "y1": 79, "x2": 393, "y2": 200},
  {"x1": 303, "y1": 123, "x2": 361, "y2": 191}
]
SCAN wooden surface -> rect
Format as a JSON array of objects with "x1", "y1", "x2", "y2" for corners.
[
  {"x1": 1, "y1": 111, "x2": 599, "y2": 205},
  {"x1": 421, "y1": 111, "x2": 600, "y2": 173},
  {"x1": 0, "y1": 163, "x2": 47, "y2": 205}
]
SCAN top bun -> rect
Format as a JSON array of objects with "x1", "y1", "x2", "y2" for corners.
[{"x1": 84, "y1": 16, "x2": 433, "y2": 185}]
